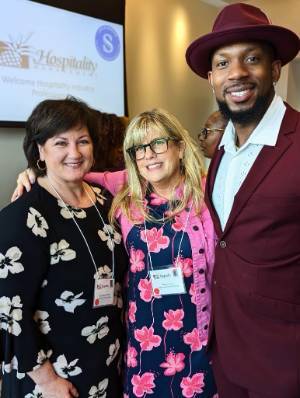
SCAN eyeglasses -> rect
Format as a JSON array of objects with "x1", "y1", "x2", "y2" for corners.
[
  {"x1": 127, "y1": 136, "x2": 179, "y2": 161},
  {"x1": 198, "y1": 127, "x2": 224, "y2": 140}
]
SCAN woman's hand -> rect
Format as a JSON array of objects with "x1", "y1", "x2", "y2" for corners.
[
  {"x1": 38, "y1": 375, "x2": 79, "y2": 398},
  {"x1": 28, "y1": 359, "x2": 79, "y2": 398},
  {"x1": 11, "y1": 168, "x2": 36, "y2": 202}
]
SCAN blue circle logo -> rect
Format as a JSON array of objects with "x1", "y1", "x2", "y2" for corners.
[{"x1": 95, "y1": 25, "x2": 120, "y2": 61}]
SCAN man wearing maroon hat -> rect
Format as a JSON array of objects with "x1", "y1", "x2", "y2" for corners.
[{"x1": 186, "y1": 3, "x2": 300, "y2": 398}]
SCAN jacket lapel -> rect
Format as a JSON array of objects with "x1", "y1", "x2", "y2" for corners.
[
  {"x1": 205, "y1": 147, "x2": 224, "y2": 236},
  {"x1": 223, "y1": 105, "x2": 298, "y2": 235}
]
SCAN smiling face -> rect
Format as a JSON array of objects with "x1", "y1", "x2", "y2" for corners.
[
  {"x1": 208, "y1": 41, "x2": 281, "y2": 126},
  {"x1": 135, "y1": 128, "x2": 184, "y2": 195},
  {"x1": 38, "y1": 125, "x2": 94, "y2": 186}
]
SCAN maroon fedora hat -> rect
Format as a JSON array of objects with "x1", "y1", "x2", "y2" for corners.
[{"x1": 186, "y1": 2, "x2": 300, "y2": 79}]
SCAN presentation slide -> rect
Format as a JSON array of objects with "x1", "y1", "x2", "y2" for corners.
[{"x1": 0, "y1": 0, "x2": 125, "y2": 123}]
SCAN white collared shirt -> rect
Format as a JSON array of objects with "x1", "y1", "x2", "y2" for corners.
[{"x1": 212, "y1": 95, "x2": 286, "y2": 230}]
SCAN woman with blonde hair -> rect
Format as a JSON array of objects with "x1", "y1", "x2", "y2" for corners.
[{"x1": 13, "y1": 108, "x2": 217, "y2": 397}]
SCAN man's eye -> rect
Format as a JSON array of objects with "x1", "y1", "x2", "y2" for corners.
[
  {"x1": 246, "y1": 56, "x2": 258, "y2": 63},
  {"x1": 55, "y1": 141, "x2": 66, "y2": 146},
  {"x1": 79, "y1": 139, "x2": 90, "y2": 145},
  {"x1": 215, "y1": 60, "x2": 228, "y2": 68},
  {"x1": 135, "y1": 145, "x2": 144, "y2": 152}
]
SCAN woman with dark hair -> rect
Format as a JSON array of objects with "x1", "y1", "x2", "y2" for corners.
[
  {"x1": 0, "y1": 97, "x2": 126, "y2": 397},
  {"x1": 92, "y1": 110, "x2": 127, "y2": 172}
]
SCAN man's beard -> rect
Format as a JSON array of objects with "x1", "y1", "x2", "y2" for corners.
[{"x1": 217, "y1": 93, "x2": 273, "y2": 126}]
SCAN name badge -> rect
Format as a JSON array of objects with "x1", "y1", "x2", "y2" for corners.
[
  {"x1": 150, "y1": 266, "x2": 186, "y2": 296},
  {"x1": 93, "y1": 277, "x2": 115, "y2": 308}
]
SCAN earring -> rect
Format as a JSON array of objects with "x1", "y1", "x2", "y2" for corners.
[{"x1": 37, "y1": 159, "x2": 46, "y2": 171}]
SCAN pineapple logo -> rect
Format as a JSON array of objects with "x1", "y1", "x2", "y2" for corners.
[{"x1": 0, "y1": 33, "x2": 33, "y2": 69}]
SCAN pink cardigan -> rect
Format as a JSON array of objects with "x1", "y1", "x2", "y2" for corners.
[{"x1": 86, "y1": 170, "x2": 216, "y2": 341}]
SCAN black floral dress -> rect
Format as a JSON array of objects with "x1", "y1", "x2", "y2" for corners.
[{"x1": 0, "y1": 182, "x2": 127, "y2": 398}]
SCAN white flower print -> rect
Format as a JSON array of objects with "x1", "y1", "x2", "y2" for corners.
[
  {"x1": 0, "y1": 246, "x2": 24, "y2": 279},
  {"x1": 53, "y1": 354, "x2": 82, "y2": 379},
  {"x1": 3, "y1": 356, "x2": 25, "y2": 379},
  {"x1": 98, "y1": 224, "x2": 122, "y2": 251},
  {"x1": 81, "y1": 316, "x2": 109, "y2": 344},
  {"x1": 34, "y1": 310, "x2": 51, "y2": 334},
  {"x1": 33, "y1": 349, "x2": 53, "y2": 370},
  {"x1": 92, "y1": 187, "x2": 106, "y2": 206},
  {"x1": 55, "y1": 291, "x2": 86, "y2": 313},
  {"x1": 25, "y1": 385, "x2": 43, "y2": 398},
  {"x1": 57, "y1": 199, "x2": 86, "y2": 219},
  {"x1": 0, "y1": 295, "x2": 22, "y2": 336},
  {"x1": 96, "y1": 265, "x2": 113, "y2": 279},
  {"x1": 113, "y1": 282, "x2": 123, "y2": 309},
  {"x1": 26, "y1": 207, "x2": 49, "y2": 237},
  {"x1": 41, "y1": 279, "x2": 48, "y2": 288},
  {"x1": 50, "y1": 239, "x2": 76, "y2": 265},
  {"x1": 88, "y1": 378, "x2": 108, "y2": 398},
  {"x1": 106, "y1": 338, "x2": 120, "y2": 366}
]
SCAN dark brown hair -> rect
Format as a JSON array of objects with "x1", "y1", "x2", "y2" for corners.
[{"x1": 23, "y1": 97, "x2": 99, "y2": 176}]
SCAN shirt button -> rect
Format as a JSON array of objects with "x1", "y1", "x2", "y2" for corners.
[
  {"x1": 200, "y1": 288, "x2": 206, "y2": 293},
  {"x1": 213, "y1": 279, "x2": 217, "y2": 285},
  {"x1": 199, "y1": 268, "x2": 204, "y2": 274},
  {"x1": 185, "y1": 207, "x2": 190, "y2": 212},
  {"x1": 204, "y1": 324, "x2": 208, "y2": 330},
  {"x1": 199, "y1": 248, "x2": 204, "y2": 254},
  {"x1": 220, "y1": 240, "x2": 226, "y2": 248},
  {"x1": 202, "y1": 306, "x2": 207, "y2": 312},
  {"x1": 193, "y1": 225, "x2": 199, "y2": 231}
]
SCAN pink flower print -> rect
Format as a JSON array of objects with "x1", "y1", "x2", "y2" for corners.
[
  {"x1": 183, "y1": 328, "x2": 202, "y2": 351},
  {"x1": 129, "y1": 247, "x2": 145, "y2": 273},
  {"x1": 162, "y1": 309, "x2": 184, "y2": 331},
  {"x1": 128, "y1": 301, "x2": 137, "y2": 323},
  {"x1": 172, "y1": 215, "x2": 184, "y2": 231},
  {"x1": 131, "y1": 372, "x2": 155, "y2": 397},
  {"x1": 160, "y1": 352, "x2": 185, "y2": 376},
  {"x1": 189, "y1": 283, "x2": 196, "y2": 305},
  {"x1": 177, "y1": 257, "x2": 193, "y2": 277},
  {"x1": 180, "y1": 373, "x2": 205, "y2": 397},
  {"x1": 127, "y1": 344, "x2": 138, "y2": 368},
  {"x1": 134, "y1": 326, "x2": 162, "y2": 351},
  {"x1": 138, "y1": 278, "x2": 153, "y2": 302},
  {"x1": 140, "y1": 227, "x2": 170, "y2": 253},
  {"x1": 149, "y1": 192, "x2": 168, "y2": 206}
]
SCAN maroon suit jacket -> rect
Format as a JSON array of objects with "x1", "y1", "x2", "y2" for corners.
[{"x1": 205, "y1": 104, "x2": 300, "y2": 396}]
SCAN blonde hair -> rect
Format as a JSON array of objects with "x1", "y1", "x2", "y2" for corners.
[{"x1": 109, "y1": 108, "x2": 206, "y2": 224}]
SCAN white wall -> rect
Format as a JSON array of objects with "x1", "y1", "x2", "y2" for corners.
[
  {"x1": 125, "y1": 0, "x2": 217, "y2": 133},
  {"x1": 287, "y1": 58, "x2": 300, "y2": 110}
]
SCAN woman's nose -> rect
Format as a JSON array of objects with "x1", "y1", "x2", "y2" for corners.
[{"x1": 144, "y1": 145, "x2": 155, "y2": 159}]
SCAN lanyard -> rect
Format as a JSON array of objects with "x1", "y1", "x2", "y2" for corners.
[
  {"x1": 144, "y1": 205, "x2": 192, "y2": 271},
  {"x1": 47, "y1": 177, "x2": 115, "y2": 279}
]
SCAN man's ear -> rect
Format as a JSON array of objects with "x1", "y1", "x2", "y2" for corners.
[
  {"x1": 272, "y1": 60, "x2": 281, "y2": 84},
  {"x1": 208, "y1": 72, "x2": 215, "y2": 93}
]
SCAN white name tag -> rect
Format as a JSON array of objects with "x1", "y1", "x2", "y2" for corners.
[
  {"x1": 93, "y1": 278, "x2": 115, "y2": 308},
  {"x1": 150, "y1": 267, "x2": 186, "y2": 296}
]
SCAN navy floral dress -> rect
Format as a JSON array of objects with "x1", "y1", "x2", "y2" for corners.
[
  {"x1": 0, "y1": 182, "x2": 126, "y2": 398},
  {"x1": 124, "y1": 192, "x2": 217, "y2": 398}
]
